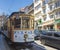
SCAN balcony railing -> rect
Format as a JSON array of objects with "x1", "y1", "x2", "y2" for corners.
[
  {"x1": 54, "y1": 6, "x2": 60, "y2": 10},
  {"x1": 27, "y1": 8, "x2": 34, "y2": 13},
  {"x1": 48, "y1": 5, "x2": 60, "y2": 14},
  {"x1": 42, "y1": 12, "x2": 46, "y2": 16},
  {"x1": 55, "y1": 15, "x2": 60, "y2": 19},
  {"x1": 48, "y1": 0, "x2": 55, "y2": 4},
  {"x1": 48, "y1": 7, "x2": 55, "y2": 14}
]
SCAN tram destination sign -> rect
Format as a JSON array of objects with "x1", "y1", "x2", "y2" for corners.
[{"x1": 22, "y1": 17, "x2": 30, "y2": 19}]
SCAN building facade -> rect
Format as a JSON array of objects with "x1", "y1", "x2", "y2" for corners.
[
  {"x1": 24, "y1": 3, "x2": 34, "y2": 15},
  {"x1": 34, "y1": 0, "x2": 60, "y2": 30},
  {"x1": 27, "y1": 3, "x2": 34, "y2": 15},
  {"x1": 0, "y1": 15, "x2": 7, "y2": 30}
]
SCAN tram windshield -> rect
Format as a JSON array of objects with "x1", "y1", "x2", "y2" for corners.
[
  {"x1": 22, "y1": 17, "x2": 34, "y2": 29},
  {"x1": 14, "y1": 16, "x2": 34, "y2": 29},
  {"x1": 22, "y1": 17, "x2": 30, "y2": 29}
]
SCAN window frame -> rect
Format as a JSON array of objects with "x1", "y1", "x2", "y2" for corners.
[
  {"x1": 14, "y1": 17, "x2": 21, "y2": 29},
  {"x1": 22, "y1": 17, "x2": 30, "y2": 29}
]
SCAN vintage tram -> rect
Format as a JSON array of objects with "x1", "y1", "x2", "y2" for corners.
[{"x1": 3, "y1": 12, "x2": 34, "y2": 44}]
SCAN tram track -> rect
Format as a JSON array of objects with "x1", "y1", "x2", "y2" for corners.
[{"x1": 12, "y1": 45, "x2": 32, "y2": 50}]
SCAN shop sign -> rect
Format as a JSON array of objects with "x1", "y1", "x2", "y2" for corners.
[{"x1": 55, "y1": 19, "x2": 60, "y2": 24}]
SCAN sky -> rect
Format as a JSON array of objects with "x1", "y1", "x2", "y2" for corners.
[{"x1": 0, "y1": 0, "x2": 33, "y2": 15}]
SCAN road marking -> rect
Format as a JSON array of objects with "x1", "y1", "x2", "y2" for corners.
[{"x1": 32, "y1": 43, "x2": 46, "y2": 49}]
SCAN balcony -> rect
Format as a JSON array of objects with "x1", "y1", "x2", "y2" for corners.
[
  {"x1": 48, "y1": 5, "x2": 60, "y2": 14},
  {"x1": 48, "y1": 9, "x2": 55, "y2": 14},
  {"x1": 55, "y1": 15, "x2": 60, "y2": 20},
  {"x1": 42, "y1": 13, "x2": 46, "y2": 17},
  {"x1": 27, "y1": 8, "x2": 34, "y2": 14},
  {"x1": 42, "y1": 11, "x2": 46, "y2": 16},
  {"x1": 34, "y1": 8, "x2": 41, "y2": 14},
  {"x1": 54, "y1": 6, "x2": 60, "y2": 11},
  {"x1": 35, "y1": 17, "x2": 41, "y2": 21},
  {"x1": 42, "y1": 5, "x2": 46, "y2": 8},
  {"x1": 48, "y1": 0, "x2": 56, "y2": 4}
]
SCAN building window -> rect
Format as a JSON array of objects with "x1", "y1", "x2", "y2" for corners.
[
  {"x1": 50, "y1": 15, "x2": 54, "y2": 19},
  {"x1": 43, "y1": 8, "x2": 46, "y2": 13},
  {"x1": 55, "y1": 1, "x2": 60, "y2": 8},
  {"x1": 50, "y1": 5, "x2": 53, "y2": 10},
  {"x1": 56, "y1": 12, "x2": 58, "y2": 15},
  {"x1": 35, "y1": 4, "x2": 40, "y2": 10},
  {"x1": 35, "y1": 0, "x2": 39, "y2": 3},
  {"x1": 42, "y1": 1, "x2": 46, "y2": 6},
  {"x1": 43, "y1": 17, "x2": 46, "y2": 21}
]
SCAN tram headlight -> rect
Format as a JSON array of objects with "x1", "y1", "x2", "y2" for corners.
[{"x1": 24, "y1": 34, "x2": 28, "y2": 39}]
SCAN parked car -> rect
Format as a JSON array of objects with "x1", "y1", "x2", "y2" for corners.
[
  {"x1": 40, "y1": 30, "x2": 60, "y2": 49},
  {"x1": 34, "y1": 29, "x2": 40, "y2": 40}
]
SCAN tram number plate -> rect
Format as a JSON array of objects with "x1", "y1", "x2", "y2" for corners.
[{"x1": 28, "y1": 31, "x2": 32, "y2": 34}]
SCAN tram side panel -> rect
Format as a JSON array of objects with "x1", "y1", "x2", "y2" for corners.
[
  {"x1": 4, "y1": 19, "x2": 11, "y2": 40},
  {"x1": 13, "y1": 30, "x2": 34, "y2": 43},
  {"x1": 9, "y1": 18, "x2": 15, "y2": 42},
  {"x1": 4, "y1": 21, "x2": 8, "y2": 37}
]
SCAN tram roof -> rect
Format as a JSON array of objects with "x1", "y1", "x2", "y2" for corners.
[{"x1": 9, "y1": 11, "x2": 33, "y2": 18}]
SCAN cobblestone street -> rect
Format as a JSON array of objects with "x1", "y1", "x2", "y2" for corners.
[{"x1": 0, "y1": 35, "x2": 11, "y2": 50}]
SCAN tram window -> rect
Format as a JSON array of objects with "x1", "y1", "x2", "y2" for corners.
[
  {"x1": 4, "y1": 25, "x2": 7, "y2": 30},
  {"x1": 22, "y1": 17, "x2": 29, "y2": 29},
  {"x1": 14, "y1": 18, "x2": 21, "y2": 28}
]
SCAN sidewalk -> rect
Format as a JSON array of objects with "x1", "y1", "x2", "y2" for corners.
[
  {"x1": 0, "y1": 35, "x2": 11, "y2": 50},
  {"x1": 0, "y1": 35, "x2": 6, "y2": 50},
  {"x1": 35, "y1": 40, "x2": 57, "y2": 50}
]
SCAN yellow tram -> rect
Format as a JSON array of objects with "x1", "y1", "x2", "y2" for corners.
[{"x1": 3, "y1": 12, "x2": 34, "y2": 44}]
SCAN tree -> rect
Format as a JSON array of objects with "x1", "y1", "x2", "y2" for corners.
[{"x1": 38, "y1": 19, "x2": 42, "y2": 24}]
